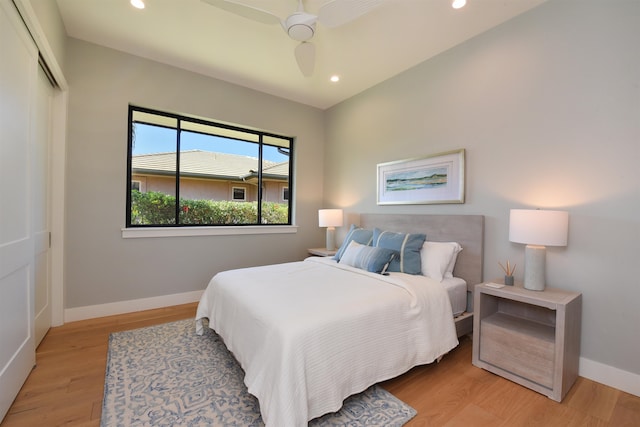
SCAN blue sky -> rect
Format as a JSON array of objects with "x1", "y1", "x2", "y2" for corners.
[{"x1": 132, "y1": 124, "x2": 289, "y2": 163}]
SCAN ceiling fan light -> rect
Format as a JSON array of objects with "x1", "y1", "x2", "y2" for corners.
[
  {"x1": 288, "y1": 24, "x2": 314, "y2": 41},
  {"x1": 286, "y1": 12, "x2": 316, "y2": 41}
]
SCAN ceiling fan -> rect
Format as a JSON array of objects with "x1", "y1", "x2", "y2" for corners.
[{"x1": 201, "y1": 0, "x2": 387, "y2": 76}]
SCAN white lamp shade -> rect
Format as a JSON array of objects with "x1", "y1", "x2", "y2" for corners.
[
  {"x1": 318, "y1": 209, "x2": 343, "y2": 228},
  {"x1": 509, "y1": 209, "x2": 569, "y2": 247}
]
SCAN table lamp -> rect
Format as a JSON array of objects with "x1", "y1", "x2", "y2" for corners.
[
  {"x1": 509, "y1": 209, "x2": 569, "y2": 291},
  {"x1": 318, "y1": 209, "x2": 343, "y2": 251}
]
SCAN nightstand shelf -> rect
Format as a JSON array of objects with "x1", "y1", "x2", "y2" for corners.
[{"x1": 472, "y1": 282, "x2": 582, "y2": 402}]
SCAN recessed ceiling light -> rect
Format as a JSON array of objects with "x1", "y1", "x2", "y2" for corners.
[
  {"x1": 131, "y1": 0, "x2": 145, "y2": 9},
  {"x1": 452, "y1": 0, "x2": 466, "y2": 9},
  {"x1": 330, "y1": 75, "x2": 340, "y2": 83}
]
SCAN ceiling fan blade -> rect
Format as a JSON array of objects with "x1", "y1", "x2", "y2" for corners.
[
  {"x1": 318, "y1": 0, "x2": 387, "y2": 28},
  {"x1": 294, "y1": 42, "x2": 315, "y2": 77},
  {"x1": 201, "y1": 0, "x2": 281, "y2": 25}
]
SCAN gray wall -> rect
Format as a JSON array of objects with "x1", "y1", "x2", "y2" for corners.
[
  {"x1": 64, "y1": 38, "x2": 325, "y2": 308},
  {"x1": 325, "y1": 0, "x2": 639, "y2": 375},
  {"x1": 29, "y1": 0, "x2": 67, "y2": 75},
  {"x1": 43, "y1": 0, "x2": 640, "y2": 378}
]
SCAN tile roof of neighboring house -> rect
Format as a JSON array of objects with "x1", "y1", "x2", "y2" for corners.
[
  {"x1": 132, "y1": 150, "x2": 288, "y2": 180},
  {"x1": 262, "y1": 161, "x2": 289, "y2": 177}
]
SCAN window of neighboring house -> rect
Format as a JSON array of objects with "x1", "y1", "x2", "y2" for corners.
[
  {"x1": 282, "y1": 186, "x2": 289, "y2": 201},
  {"x1": 126, "y1": 105, "x2": 293, "y2": 227},
  {"x1": 232, "y1": 187, "x2": 246, "y2": 201}
]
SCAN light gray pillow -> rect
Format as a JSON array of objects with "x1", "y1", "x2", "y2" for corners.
[{"x1": 339, "y1": 241, "x2": 398, "y2": 274}]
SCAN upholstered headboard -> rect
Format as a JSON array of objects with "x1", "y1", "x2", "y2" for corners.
[{"x1": 360, "y1": 214, "x2": 484, "y2": 291}]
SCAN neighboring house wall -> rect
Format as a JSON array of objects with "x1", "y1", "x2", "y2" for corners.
[
  {"x1": 325, "y1": 0, "x2": 639, "y2": 384},
  {"x1": 130, "y1": 150, "x2": 289, "y2": 203},
  {"x1": 132, "y1": 174, "x2": 285, "y2": 203},
  {"x1": 270, "y1": 183, "x2": 289, "y2": 203}
]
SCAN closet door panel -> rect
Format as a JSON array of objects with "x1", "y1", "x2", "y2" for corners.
[
  {"x1": 34, "y1": 67, "x2": 53, "y2": 346},
  {"x1": 0, "y1": 0, "x2": 38, "y2": 420}
]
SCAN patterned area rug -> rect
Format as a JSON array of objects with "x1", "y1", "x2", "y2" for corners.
[{"x1": 101, "y1": 318, "x2": 416, "y2": 426}]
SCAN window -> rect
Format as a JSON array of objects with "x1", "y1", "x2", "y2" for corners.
[
  {"x1": 232, "y1": 187, "x2": 246, "y2": 201},
  {"x1": 127, "y1": 106, "x2": 293, "y2": 227},
  {"x1": 282, "y1": 186, "x2": 289, "y2": 201}
]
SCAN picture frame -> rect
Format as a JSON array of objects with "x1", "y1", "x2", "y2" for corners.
[{"x1": 377, "y1": 149, "x2": 465, "y2": 205}]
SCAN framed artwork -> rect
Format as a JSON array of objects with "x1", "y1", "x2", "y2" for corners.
[{"x1": 377, "y1": 149, "x2": 465, "y2": 205}]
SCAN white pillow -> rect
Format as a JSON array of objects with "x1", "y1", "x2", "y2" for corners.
[
  {"x1": 444, "y1": 242, "x2": 463, "y2": 278},
  {"x1": 420, "y1": 241, "x2": 463, "y2": 282}
]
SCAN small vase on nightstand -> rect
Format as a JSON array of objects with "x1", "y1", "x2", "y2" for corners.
[{"x1": 499, "y1": 261, "x2": 516, "y2": 286}]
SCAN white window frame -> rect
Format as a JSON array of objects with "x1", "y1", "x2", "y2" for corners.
[{"x1": 232, "y1": 186, "x2": 246, "y2": 201}]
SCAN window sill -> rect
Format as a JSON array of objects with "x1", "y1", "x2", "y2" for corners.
[{"x1": 121, "y1": 225, "x2": 298, "y2": 239}]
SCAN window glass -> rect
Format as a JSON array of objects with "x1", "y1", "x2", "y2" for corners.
[
  {"x1": 127, "y1": 106, "x2": 293, "y2": 227},
  {"x1": 232, "y1": 187, "x2": 246, "y2": 201},
  {"x1": 130, "y1": 123, "x2": 177, "y2": 225},
  {"x1": 261, "y1": 144, "x2": 290, "y2": 224}
]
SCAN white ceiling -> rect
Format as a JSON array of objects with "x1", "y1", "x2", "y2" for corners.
[{"x1": 55, "y1": 0, "x2": 546, "y2": 109}]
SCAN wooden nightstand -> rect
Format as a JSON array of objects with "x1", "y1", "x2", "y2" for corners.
[
  {"x1": 472, "y1": 281, "x2": 582, "y2": 402},
  {"x1": 307, "y1": 248, "x2": 337, "y2": 257}
]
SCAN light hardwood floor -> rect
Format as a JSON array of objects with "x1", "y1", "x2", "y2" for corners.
[{"x1": 2, "y1": 303, "x2": 638, "y2": 426}]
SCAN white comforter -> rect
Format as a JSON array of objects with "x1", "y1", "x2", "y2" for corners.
[{"x1": 195, "y1": 256, "x2": 458, "y2": 427}]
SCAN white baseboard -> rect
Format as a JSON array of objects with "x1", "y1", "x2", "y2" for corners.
[
  {"x1": 64, "y1": 292, "x2": 639, "y2": 399},
  {"x1": 579, "y1": 357, "x2": 640, "y2": 397},
  {"x1": 64, "y1": 290, "x2": 203, "y2": 323}
]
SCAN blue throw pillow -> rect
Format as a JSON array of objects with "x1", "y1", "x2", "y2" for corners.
[
  {"x1": 372, "y1": 228, "x2": 426, "y2": 275},
  {"x1": 339, "y1": 241, "x2": 398, "y2": 274},
  {"x1": 333, "y1": 224, "x2": 374, "y2": 261}
]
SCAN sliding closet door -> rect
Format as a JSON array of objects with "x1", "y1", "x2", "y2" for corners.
[
  {"x1": 0, "y1": 0, "x2": 38, "y2": 420},
  {"x1": 33, "y1": 66, "x2": 53, "y2": 346}
]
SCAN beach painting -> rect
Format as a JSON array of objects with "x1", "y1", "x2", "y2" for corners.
[
  {"x1": 377, "y1": 149, "x2": 465, "y2": 205},
  {"x1": 385, "y1": 166, "x2": 448, "y2": 192}
]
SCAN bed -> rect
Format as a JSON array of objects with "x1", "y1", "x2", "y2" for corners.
[{"x1": 195, "y1": 214, "x2": 484, "y2": 427}]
